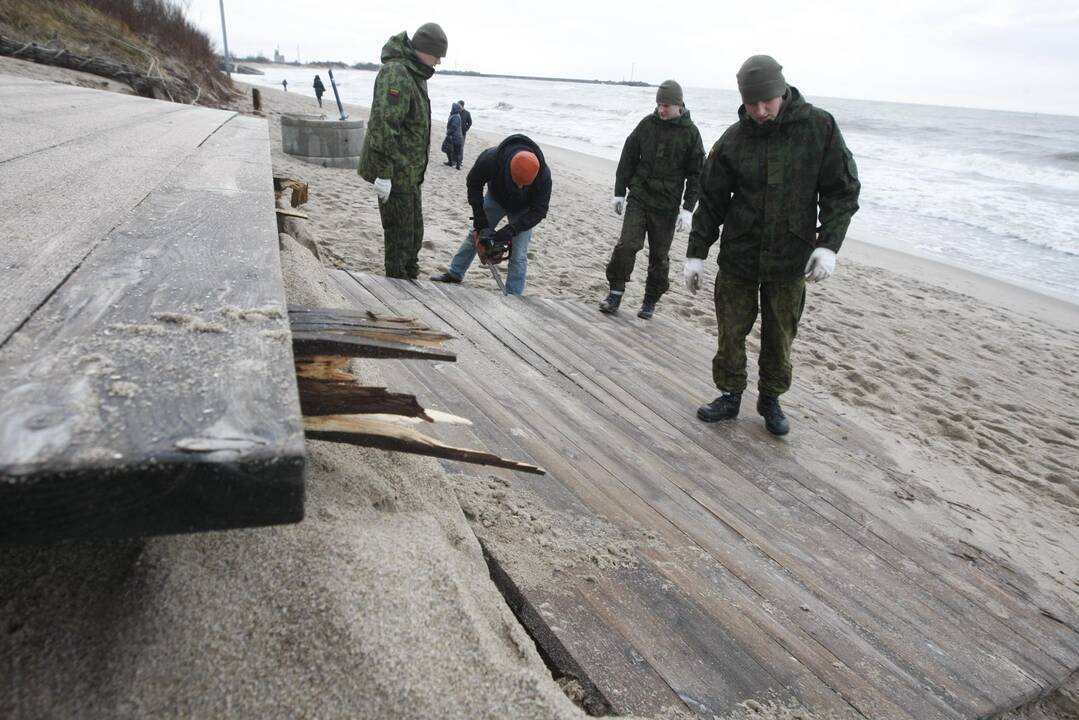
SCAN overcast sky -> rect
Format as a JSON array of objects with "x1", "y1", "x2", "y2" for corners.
[{"x1": 181, "y1": 0, "x2": 1079, "y2": 115}]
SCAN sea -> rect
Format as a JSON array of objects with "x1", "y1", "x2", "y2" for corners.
[{"x1": 246, "y1": 66, "x2": 1079, "y2": 305}]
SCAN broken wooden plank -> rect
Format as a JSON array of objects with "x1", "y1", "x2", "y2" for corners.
[
  {"x1": 304, "y1": 415, "x2": 545, "y2": 475},
  {"x1": 289, "y1": 305, "x2": 455, "y2": 361},
  {"x1": 295, "y1": 354, "x2": 354, "y2": 381},
  {"x1": 291, "y1": 331, "x2": 456, "y2": 361},
  {"x1": 273, "y1": 175, "x2": 309, "y2": 206},
  {"x1": 297, "y1": 375, "x2": 428, "y2": 419},
  {"x1": 289, "y1": 305, "x2": 452, "y2": 340}
]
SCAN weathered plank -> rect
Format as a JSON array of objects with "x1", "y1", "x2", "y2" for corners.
[
  {"x1": 0, "y1": 105, "x2": 304, "y2": 542},
  {"x1": 297, "y1": 375, "x2": 428, "y2": 418},
  {"x1": 289, "y1": 304, "x2": 455, "y2": 360},
  {"x1": 0, "y1": 78, "x2": 231, "y2": 346}
]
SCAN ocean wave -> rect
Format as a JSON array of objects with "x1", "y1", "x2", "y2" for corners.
[{"x1": 1051, "y1": 151, "x2": 1079, "y2": 164}]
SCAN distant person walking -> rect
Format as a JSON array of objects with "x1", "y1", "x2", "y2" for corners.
[
  {"x1": 458, "y1": 99, "x2": 472, "y2": 140},
  {"x1": 443, "y1": 103, "x2": 464, "y2": 170},
  {"x1": 357, "y1": 22, "x2": 448, "y2": 279},
  {"x1": 599, "y1": 80, "x2": 704, "y2": 320},
  {"x1": 281, "y1": 79, "x2": 288, "y2": 92},
  {"x1": 430, "y1": 134, "x2": 552, "y2": 295},
  {"x1": 686, "y1": 55, "x2": 861, "y2": 435},
  {"x1": 313, "y1": 74, "x2": 325, "y2": 107}
]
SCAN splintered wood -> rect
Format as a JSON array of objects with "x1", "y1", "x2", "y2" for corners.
[
  {"x1": 291, "y1": 306, "x2": 544, "y2": 476},
  {"x1": 289, "y1": 305, "x2": 456, "y2": 360}
]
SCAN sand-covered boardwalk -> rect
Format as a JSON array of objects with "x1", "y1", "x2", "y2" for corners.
[{"x1": 335, "y1": 271, "x2": 1079, "y2": 719}]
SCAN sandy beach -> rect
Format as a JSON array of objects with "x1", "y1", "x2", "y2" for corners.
[{"x1": 2, "y1": 58, "x2": 1076, "y2": 719}]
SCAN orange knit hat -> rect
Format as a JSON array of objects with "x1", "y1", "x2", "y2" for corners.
[{"x1": 510, "y1": 151, "x2": 540, "y2": 187}]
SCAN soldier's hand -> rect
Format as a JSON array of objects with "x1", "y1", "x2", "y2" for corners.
[
  {"x1": 675, "y1": 208, "x2": 693, "y2": 232},
  {"x1": 804, "y1": 248, "x2": 837, "y2": 283},
  {"x1": 683, "y1": 257, "x2": 703, "y2": 294},
  {"x1": 611, "y1": 196, "x2": 625, "y2": 215},
  {"x1": 373, "y1": 177, "x2": 392, "y2": 203}
]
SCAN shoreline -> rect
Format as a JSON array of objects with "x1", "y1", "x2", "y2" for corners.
[
  {"x1": 470, "y1": 126, "x2": 1079, "y2": 327},
  {"x1": 235, "y1": 73, "x2": 1078, "y2": 328}
]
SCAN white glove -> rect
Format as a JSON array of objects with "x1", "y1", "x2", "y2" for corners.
[
  {"x1": 804, "y1": 247, "x2": 837, "y2": 283},
  {"x1": 612, "y1": 196, "x2": 625, "y2": 215},
  {"x1": 683, "y1": 257, "x2": 704, "y2": 294},
  {"x1": 675, "y1": 208, "x2": 693, "y2": 232},
  {"x1": 373, "y1": 177, "x2": 392, "y2": 203}
]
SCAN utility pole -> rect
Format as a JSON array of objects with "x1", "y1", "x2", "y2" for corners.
[{"x1": 218, "y1": 0, "x2": 231, "y2": 79}]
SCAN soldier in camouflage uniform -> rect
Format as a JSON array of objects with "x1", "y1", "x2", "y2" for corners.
[
  {"x1": 685, "y1": 55, "x2": 860, "y2": 435},
  {"x1": 600, "y1": 80, "x2": 704, "y2": 319},
  {"x1": 357, "y1": 23, "x2": 447, "y2": 279}
]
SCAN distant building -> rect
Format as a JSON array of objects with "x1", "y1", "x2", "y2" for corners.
[{"x1": 274, "y1": 48, "x2": 285, "y2": 64}]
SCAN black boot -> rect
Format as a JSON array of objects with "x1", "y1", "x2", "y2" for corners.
[
  {"x1": 430, "y1": 272, "x2": 461, "y2": 284},
  {"x1": 756, "y1": 394, "x2": 790, "y2": 435},
  {"x1": 697, "y1": 392, "x2": 742, "y2": 422},
  {"x1": 598, "y1": 291, "x2": 623, "y2": 314},
  {"x1": 637, "y1": 298, "x2": 657, "y2": 319}
]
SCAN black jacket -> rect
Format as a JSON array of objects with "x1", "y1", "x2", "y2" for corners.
[
  {"x1": 460, "y1": 108, "x2": 473, "y2": 136},
  {"x1": 467, "y1": 134, "x2": 552, "y2": 233},
  {"x1": 313, "y1": 77, "x2": 325, "y2": 95},
  {"x1": 446, "y1": 104, "x2": 464, "y2": 144},
  {"x1": 615, "y1": 109, "x2": 704, "y2": 212}
]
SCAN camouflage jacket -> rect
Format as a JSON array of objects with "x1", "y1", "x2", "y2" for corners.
[
  {"x1": 687, "y1": 87, "x2": 861, "y2": 281},
  {"x1": 615, "y1": 109, "x2": 705, "y2": 213},
  {"x1": 357, "y1": 32, "x2": 433, "y2": 189}
]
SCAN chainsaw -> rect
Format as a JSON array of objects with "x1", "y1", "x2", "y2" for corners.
[{"x1": 473, "y1": 227, "x2": 510, "y2": 295}]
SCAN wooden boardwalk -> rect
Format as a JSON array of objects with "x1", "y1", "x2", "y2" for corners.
[
  {"x1": 0, "y1": 77, "x2": 304, "y2": 541},
  {"x1": 332, "y1": 270, "x2": 1079, "y2": 719}
]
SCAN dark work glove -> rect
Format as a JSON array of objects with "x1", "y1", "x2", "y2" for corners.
[
  {"x1": 470, "y1": 214, "x2": 489, "y2": 233},
  {"x1": 477, "y1": 227, "x2": 497, "y2": 250},
  {"x1": 493, "y1": 224, "x2": 516, "y2": 245}
]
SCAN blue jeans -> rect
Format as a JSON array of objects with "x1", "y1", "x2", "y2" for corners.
[{"x1": 447, "y1": 194, "x2": 533, "y2": 295}]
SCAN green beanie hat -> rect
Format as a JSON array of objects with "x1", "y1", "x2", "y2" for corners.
[
  {"x1": 736, "y1": 55, "x2": 787, "y2": 103},
  {"x1": 656, "y1": 79, "x2": 684, "y2": 106},
  {"x1": 412, "y1": 22, "x2": 448, "y2": 57}
]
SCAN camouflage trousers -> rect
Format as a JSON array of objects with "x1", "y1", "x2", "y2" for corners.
[
  {"x1": 378, "y1": 186, "x2": 423, "y2": 279},
  {"x1": 605, "y1": 201, "x2": 677, "y2": 301},
  {"x1": 712, "y1": 272, "x2": 806, "y2": 396}
]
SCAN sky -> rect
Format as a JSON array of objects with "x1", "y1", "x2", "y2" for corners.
[{"x1": 180, "y1": 0, "x2": 1079, "y2": 115}]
